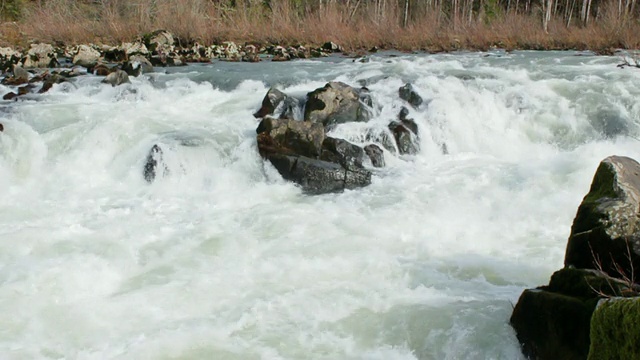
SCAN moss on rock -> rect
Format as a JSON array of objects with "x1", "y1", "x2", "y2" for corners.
[{"x1": 588, "y1": 298, "x2": 640, "y2": 360}]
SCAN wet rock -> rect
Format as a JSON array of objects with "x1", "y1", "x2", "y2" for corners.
[
  {"x1": 364, "y1": 144, "x2": 385, "y2": 167},
  {"x1": 365, "y1": 128, "x2": 397, "y2": 154},
  {"x1": 72, "y1": 44, "x2": 101, "y2": 68},
  {"x1": 399, "y1": 83, "x2": 423, "y2": 108},
  {"x1": 256, "y1": 117, "x2": 371, "y2": 194},
  {"x1": 93, "y1": 63, "x2": 111, "y2": 76},
  {"x1": 510, "y1": 268, "x2": 633, "y2": 360},
  {"x1": 102, "y1": 70, "x2": 130, "y2": 86},
  {"x1": 1, "y1": 65, "x2": 29, "y2": 86},
  {"x1": 253, "y1": 88, "x2": 300, "y2": 120},
  {"x1": 121, "y1": 55, "x2": 154, "y2": 76},
  {"x1": 22, "y1": 43, "x2": 58, "y2": 68},
  {"x1": 564, "y1": 156, "x2": 640, "y2": 279},
  {"x1": 268, "y1": 154, "x2": 370, "y2": 194},
  {"x1": 39, "y1": 74, "x2": 66, "y2": 94},
  {"x1": 398, "y1": 106, "x2": 419, "y2": 135},
  {"x1": 321, "y1": 137, "x2": 365, "y2": 171},
  {"x1": 2, "y1": 92, "x2": 18, "y2": 100},
  {"x1": 143, "y1": 144, "x2": 166, "y2": 183},
  {"x1": 0, "y1": 123, "x2": 3, "y2": 132},
  {"x1": 257, "y1": 117, "x2": 324, "y2": 158},
  {"x1": 389, "y1": 122, "x2": 419, "y2": 155},
  {"x1": 304, "y1": 82, "x2": 372, "y2": 127}
]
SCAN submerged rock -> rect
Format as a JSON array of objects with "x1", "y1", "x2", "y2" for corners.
[
  {"x1": 143, "y1": 144, "x2": 166, "y2": 183},
  {"x1": 0, "y1": 123, "x2": 3, "y2": 132},
  {"x1": 364, "y1": 144, "x2": 385, "y2": 168},
  {"x1": 102, "y1": 70, "x2": 130, "y2": 86},
  {"x1": 304, "y1": 82, "x2": 372, "y2": 127},
  {"x1": 564, "y1": 156, "x2": 640, "y2": 278},
  {"x1": 399, "y1": 83, "x2": 423, "y2": 108}
]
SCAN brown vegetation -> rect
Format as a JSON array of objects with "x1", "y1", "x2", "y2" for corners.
[{"x1": 1, "y1": 0, "x2": 640, "y2": 52}]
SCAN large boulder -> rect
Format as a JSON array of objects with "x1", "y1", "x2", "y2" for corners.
[
  {"x1": 72, "y1": 45, "x2": 101, "y2": 68},
  {"x1": 364, "y1": 144, "x2": 385, "y2": 168},
  {"x1": 144, "y1": 30, "x2": 174, "y2": 54},
  {"x1": 257, "y1": 117, "x2": 324, "y2": 158},
  {"x1": 304, "y1": 82, "x2": 372, "y2": 127},
  {"x1": 256, "y1": 117, "x2": 371, "y2": 194},
  {"x1": 254, "y1": 88, "x2": 300, "y2": 120},
  {"x1": 22, "y1": 43, "x2": 58, "y2": 68},
  {"x1": 564, "y1": 156, "x2": 640, "y2": 279},
  {"x1": 510, "y1": 268, "x2": 633, "y2": 360}
]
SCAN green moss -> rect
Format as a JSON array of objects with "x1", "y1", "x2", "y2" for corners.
[
  {"x1": 583, "y1": 161, "x2": 619, "y2": 206},
  {"x1": 588, "y1": 298, "x2": 640, "y2": 360}
]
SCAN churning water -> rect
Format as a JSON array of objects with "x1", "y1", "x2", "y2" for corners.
[{"x1": 1, "y1": 51, "x2": 640, "y2": 359}]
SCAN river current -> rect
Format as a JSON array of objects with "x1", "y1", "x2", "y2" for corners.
[{"x1": 1, "y1": 51, "x2": 640, "y2": 359}]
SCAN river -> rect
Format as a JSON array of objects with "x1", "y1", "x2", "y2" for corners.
[{"x1": 1, "y1": 50, "x2": 639, "y2": 359}]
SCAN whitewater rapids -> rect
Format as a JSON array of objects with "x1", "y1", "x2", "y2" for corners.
[{"x1": 1, "y1": 51, "x2": 640, "y2": 359}]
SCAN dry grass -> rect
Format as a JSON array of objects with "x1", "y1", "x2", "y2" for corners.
[{"x1": 1, "y1": 0, "x2": 639, "y2": 52}]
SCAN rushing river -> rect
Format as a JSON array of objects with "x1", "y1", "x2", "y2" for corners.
[{"x1": 1, "y1": 51, "x2": 640, "y2": 359}]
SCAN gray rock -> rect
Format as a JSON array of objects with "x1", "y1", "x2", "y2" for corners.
[
  {"x1": 102, "y1": 70, "x2": 130, "y2": 86},
  {"x1": 321, "y1": 137, "x2": 365, "y2": 171},
  {"x1": 364, "y1": 144, "x2": 385, "y2": 167},
  {"x1": 267, "y1": 154, "x2": 370, "y2": 194},
  {"x1": 12, "y1": 64, "x2": 29, "y2": 82},
  {"x1": 73, "y1": 45, "x2": 101, "y2": 68},
  {"x1": 145, "y1": 30, "x2": 174, "y2": 53},
  {"x1": 565, "y1": 156, "x2": 640, "y2": 279},
  {"x1": 389, "y1": 122, "x2": 419, "y2": 155},
  {"x1": 304, "y1": 82, "x2": 372, "y2": 127},
  {"x1": 399, "y1": 83, "x2": 423, "y2": 108},
  {"x1": 22, "y1": 43, "x2": 58, "y2": 68},
  {"x1": 254, "y1": 88, "x2": 300, "y2": 120},
  {"x1": 122, "y1": 55, "x2": 154, "y2": 76},
  {"x1": 256, "y1": 117, "x2": 325, "y2": 158},
  {"x1": 143, "y1": 144, "x2": 166, "y2": 183}
]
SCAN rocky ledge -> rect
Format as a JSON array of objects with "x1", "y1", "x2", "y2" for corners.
[{"x1": 511, "y1": 155, "x2": 640, "y2": 359}]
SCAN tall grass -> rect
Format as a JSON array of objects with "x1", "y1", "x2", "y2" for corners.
[{"x1": 1, "y1": 0, "x2": 639, "y2": 51}]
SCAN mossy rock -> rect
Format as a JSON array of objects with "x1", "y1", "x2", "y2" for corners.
[
  {"x1": 511, "y1": 288, "x2": 594, "y2": 360},
  {"x1": 588, "y1": 297, "x2": 640, "y2": 360},
  {"x1": 564, "y1": 156, "x2": 640, "y2": 279}
]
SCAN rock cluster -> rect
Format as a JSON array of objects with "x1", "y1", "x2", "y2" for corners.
[{"x1": 511, "y1": 155, "x2": 640, "y2": 359}]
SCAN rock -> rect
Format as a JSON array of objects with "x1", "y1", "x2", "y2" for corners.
[
  {"x1": 102, "y1": 46, "x2": 126, "y2": 63},
  {"x1": 272, "y1": 46, "x2": 291, "y2": 62},
  {"x1": 588, "y1": 298, "x2": 640, "y2": 360},
  {"x1": 72, "y1": 45, "x2": 101, "y2": 68},
  {"x1": 398, "y1": 106, "x2": 419, "y2": 135},
  {"x1": 22, "y1": 43, "x2": 58, "y2": 68},
  {"x1": 322, "y1": 42, "x2": 342, "y2": 52},
  {"x1": 2, "y1": 92, "x2": 18, "y2": 100},
  {"x1": 1, "y1": 64, "x2": 30, "y2": 86},
  {"x1": 121, "y1": 55, "x2": 154, "y2": 77},
  {"x1": 253, "y1": 88, "x2": 300, "y2": 120},
  {"x1": 0, "y1": 47, "x2": 22, "y2": 72},
  {"x1": 39, "y1": 74, "x2": 66, "y2": 94},
  {"x1": 221, "y1": 42, "x2": 240, "y2": 61},
  {"x1": 389, "y1": 122, "x2": 419, "y2": 155},
  {"x1": 304, "y1": 82, "x2": 372, "y2": 127},
  {"x1": 256, "y1": 117, "x2": 371, "y2": 194},
  {"x1": 144, "y1": 30, "x2": 174, "y2": 53},
  {"x1": 399, "y1": 83, "x2": 423, "y2": 108},
  {"x1": 102, "y1": 70, "x2": 130, "y2": 86},
  {"x1": 510, "y1": 267, "x2": 632, "y2": 360},
  {"x1": 365, "y1": 128, "x2": 397, "y2": 154},
  {"x1": 143, "y1": 144, "x2": 166, "y2": 183},
  {"x1": 93, "y1": 63, "x2": 111, "y2": 76},
  {"x1": 321, "y1": 137, "x2": 365, "y2": 171},
  {"x1": 564, "y1": 156, "x2": 640, "y2": 279},
  {"x1": 120, "y1": 42, "x2": 149, "y2": 57},
  {"x1": 256, "y1": 117, "x2": 324, "y2": 158},
  {"x1": 364, "y1": 144, "x2": 385, "y2": 167},
  {"x1": 242, "y1": 45, "x2": 261, "y2": 62},
  {"x1": 267, "y1": 154, "x2": 370, "y2": 194},
  {"x1": 0, "y1": 123, "x2": 3, "y2": 132}
]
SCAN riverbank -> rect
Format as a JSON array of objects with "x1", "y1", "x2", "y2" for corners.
[{"x1": 2, "y1": 1, "x2": 640, "y2": 55}]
